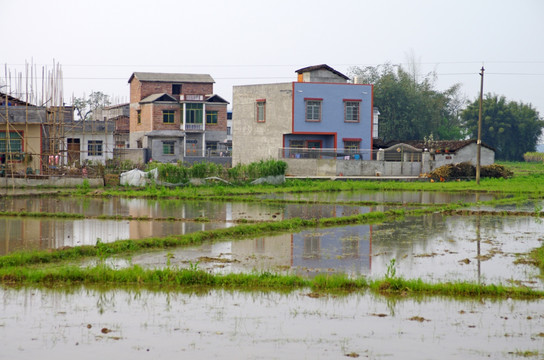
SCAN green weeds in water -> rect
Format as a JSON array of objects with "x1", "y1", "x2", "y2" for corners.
[
  {"x1": 508, "y1": 350, "x2": 540, "y2": 358},
  {"x1": 385, "y1": 259, "x2": 397, "y2": 280},
  {"x1": 0, "y1": 266, "x2": 542, "y2": 299}
]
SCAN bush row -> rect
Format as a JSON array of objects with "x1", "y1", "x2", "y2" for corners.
[
  {"x1": 150, "y1": 159, "x2": 287, "y2": 184},
  {"x1": 523, "y1": 152, "x2": 544, "y2": 163}
]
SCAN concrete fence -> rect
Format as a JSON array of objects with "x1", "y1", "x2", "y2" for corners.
[
  {"x1": 284, "y1": 158, "x2": 429, "y2": 177},
  {"x1": 0, "y1": 176, "x2": 104, "y2": 188}
]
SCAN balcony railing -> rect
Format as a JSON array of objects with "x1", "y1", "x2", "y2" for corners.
[
  {"x1": 279, "y1": 148, "x2": 423, "y2": 162},
  {"x1": 179, "y1": 94, "x2": 204, "y2": 101},
  {"x1": 185, "y1": 123, "x2": 203, "y2": 131}
]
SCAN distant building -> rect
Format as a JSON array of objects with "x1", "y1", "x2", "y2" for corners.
[
  {"x1": 127, "y1": 72, "x2": 229, "y2": 163},
  {"x1": 64, "y1": 119, "x2": 115, "y2": 165},
  {"x1": 92, "y1": 103, "x2": 130, "y2": 150},
  {"x1": 232, "y1": 64, "x2": 374, "y2": 165},
  {"x1": 1, "y1": 92, "x2": 74, "y2": 174}
]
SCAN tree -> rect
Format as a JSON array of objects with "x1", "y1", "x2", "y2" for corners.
[
  {"x1": 72, "y1": 91, "x2": 111, "y2": 121},
  {"x1": 349, "y1": 64, "x2": 465, "y2": 142},
  {"x1": 461, "y1": 94, "x2": 543, "y2": 161}
]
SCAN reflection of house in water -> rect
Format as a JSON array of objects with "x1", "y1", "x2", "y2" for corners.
[
  {"x1": 292, "y1": 225, "x2": 372, "y2": 277},
  {"x1": 227, "y1": 234, "x2": 293, "y2": 271},
  {"x1": 123, "y1": 198, "x2": 226, "y2": 239},
  {"x1": 59, "y1": 220, "x2": 130, "y2": 247},
  {"x1": 0, "y1": 218, "x2": 44, "y2": 255},
  {"x1": 0, "y1": 218, "x2": 131, "y2": 254}
]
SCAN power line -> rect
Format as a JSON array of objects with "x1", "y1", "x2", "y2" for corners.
[
  {"x1": 48, "y1": 73, "x2": 544, "y2": 81},
  {"x1": 4, "y1": 61, "x2": 544, "y2": 68}
]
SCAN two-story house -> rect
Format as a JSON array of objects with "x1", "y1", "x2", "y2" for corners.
[
  {"x1": 232, "y1": 64, "x2": 373, "y2": 165},
  {"x1": 128, "y1": 72, "x2": 229, "y2": 163}
]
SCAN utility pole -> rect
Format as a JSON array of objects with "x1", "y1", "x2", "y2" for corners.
[{"x1": 476, "y1": 66, "x2": 485, "y2": 185}]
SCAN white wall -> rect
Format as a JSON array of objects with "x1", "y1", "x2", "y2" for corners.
[{"x1": 232, "y1": 83, "x2": 293, "y2": 165}]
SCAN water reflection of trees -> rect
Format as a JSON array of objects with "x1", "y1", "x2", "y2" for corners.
[
  {"x1": 371, "y1": 214, "x2": 450, "y2": 259},
  {"x1": 371, "y1": 214, "x2": 538, "y2": 261}
]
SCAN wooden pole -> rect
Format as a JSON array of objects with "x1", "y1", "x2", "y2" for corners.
[{"x1": 476, "y1": 66, "x2": 484, "y2": 185}]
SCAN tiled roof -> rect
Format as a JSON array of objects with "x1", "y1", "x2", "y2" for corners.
[
  {"x1": 139, "y1": 93, "x2": 178, "y2": 104},
  {"x1": 294, "y1": 64, "x2": 350, "y2": 80},
  {"x1": 206, "y1": 94, "x2": 229, "y2": 104},
  {"x1": 375, "y1": 139, "x2": 495, "y2": 152},
  {"x1": 129, "y1": 72, "x2": 214, "y2": 84}
]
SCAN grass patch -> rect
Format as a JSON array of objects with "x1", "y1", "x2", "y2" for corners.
[{"x1": 1, "y1": 266, "x2": 542, "y2": 299}]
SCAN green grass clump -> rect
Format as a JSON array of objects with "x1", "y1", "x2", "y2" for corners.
[
  {"x1": 1, "y1": 265, "x2": 543, "y2": 300},
  {"x1": 523, "y1": 152, "x2": 544, "y2": 163},
  {"x1": 149, "y1": 159, "x2": 287, "y2": 184}
]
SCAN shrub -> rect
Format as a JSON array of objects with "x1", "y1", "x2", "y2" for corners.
[
  {"x1": 157, "y1": 163, "x2": 188, "y2": 183},
  {"x1": 152, "y1": 159, "x2": 287, "y2": 184},
  {"x1": 523, "y1": 152, "x2": 544, "y2": 162}
]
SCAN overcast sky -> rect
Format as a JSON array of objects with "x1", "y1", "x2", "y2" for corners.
[{"x1": 2, "y1": 0, "x2": 543, "y2": 118}]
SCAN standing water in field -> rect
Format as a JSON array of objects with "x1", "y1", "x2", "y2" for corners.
[{"x1": 0, "y1": 287, "x2": 541, "y2": 360}]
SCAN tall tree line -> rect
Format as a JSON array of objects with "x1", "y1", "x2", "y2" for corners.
[
  {"x1": 462, "y1": 95, "x2": 543, "y2": 161},
  {"x1": 349, "y1": 64, "x2": 543, "y2": 160},
  {"x1": 350, "y1": 64, "x2": 465, "y2": 142}
]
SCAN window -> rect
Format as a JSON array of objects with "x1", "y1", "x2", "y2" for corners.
[
  {"x1": 88, "y1": 140, "x2": 103, "y2": 156},
  {"x1": 185, "y1": 103, "x2": 203, "y2": 123},
  {"x1": 344, "y1": 141, "x2": 360, "y2": 151},
  {"x1": 226, "y1": 126, "x2": 231, "y2": 135},
  {"x1": 206, "y1": 142, "x2": 218, "y2": 150},
  {"x1": 163, "y1": 110, "x2": 175, "y2": 124},
  {"x1": 256, "y1": 99, "x2": 266, "y2": 122},
  {"x1": 162, "y1": 141, "x2": 175, "y2": 155},
  {"x1": 373, "y1": 109, "x2": 379, "y2": 138},
  {"x1": 305, "y1": 99, "x2": 322, "y2": 122},
  {"x1": 344, "y1": 100, "x2": 361, "y2": 122},
  {"x1": 206, "y1": 111, "x2": 218, "y2": 124},
  {"x1": 290, "y1": 140, "x2": 304, "y2": 149},
  {"x1": 137, "y1": 110, "x2": 141, "y2": 124},
  {"x1": 136, "y1": 139, "x2": 143, "y2": 149},
  {"x1": 0, "y1": 131, "x2": 23, "y2": 161},
  {"x1": 172, "y1": 84, "x2": 182, "y2": 95}
]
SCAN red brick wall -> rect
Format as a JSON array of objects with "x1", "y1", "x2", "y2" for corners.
[
  {"x1": 129, "y1": 79, "x2": 143, "y2": 134},
  {"x1": 129, "y1": 76, "x2": 217, "y2": 135},
  {"x1": 205, "y1": 104, "x2": 228, "y2": 131},
  {"x1": 139, "y1": 82, "x2": 213, "y2": 100},
  {"x1": 151, "y1": 104, "x2": 182, "y2": 130},
  {"x1": 115, "y1": 116, "x2": 130, "y2": 132}
]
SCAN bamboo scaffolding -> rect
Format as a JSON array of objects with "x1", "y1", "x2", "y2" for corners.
[{"x1": 1, "y1": 62, "x2": 119, "y2": 180}]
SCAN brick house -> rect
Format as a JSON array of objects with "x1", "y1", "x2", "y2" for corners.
[
  {"x1": 92, "y1": 103, "x2": 130, "y2": 150},
  {"x1": 128, "y1": 72, "x2": 229, "y2": 163}
]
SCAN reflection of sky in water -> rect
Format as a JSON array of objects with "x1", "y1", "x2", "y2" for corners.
[
  {"x1": 0, "y1": 287, "x2": 540, "y2": 360},
  {"x1": 370, "y1": 215, "x2": 544, "y2": 289},
  {"x1": 258, "y1": 190, "x2": 498, "y2": 204},
  {"x1": 1, "y1": 196, "x2": 542, "y2": 289},
  {"x1": 129, "y1": 215, "x2": 544, "y2": 290},
  {"x1": 467, "y1": 199, "x2": 544, "y2": 213},
  {"x1": 0, "y1": 200, "x2": 375, "y2": 254}
]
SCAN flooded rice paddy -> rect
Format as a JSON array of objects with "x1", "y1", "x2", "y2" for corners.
[
  {"x1": 1, "y1": 191, "x2": 543, "y2": 359},
  {"x1": 258, "y1": 190, "x2": 499, "y2": 204},
  {"x1": 0, "y1": 196, "x2": 379, "y2": 254},
  {"x1": 125, "y1": 214, "x2": 544, "y2": 290},
  {"x1": 1, "y1": 287, "x2": 543, "y2": 360}
]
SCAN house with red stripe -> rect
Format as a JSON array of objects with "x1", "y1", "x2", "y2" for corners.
[{"x1": 232, "y1": 64, "x2": 374, "y2": 165}]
